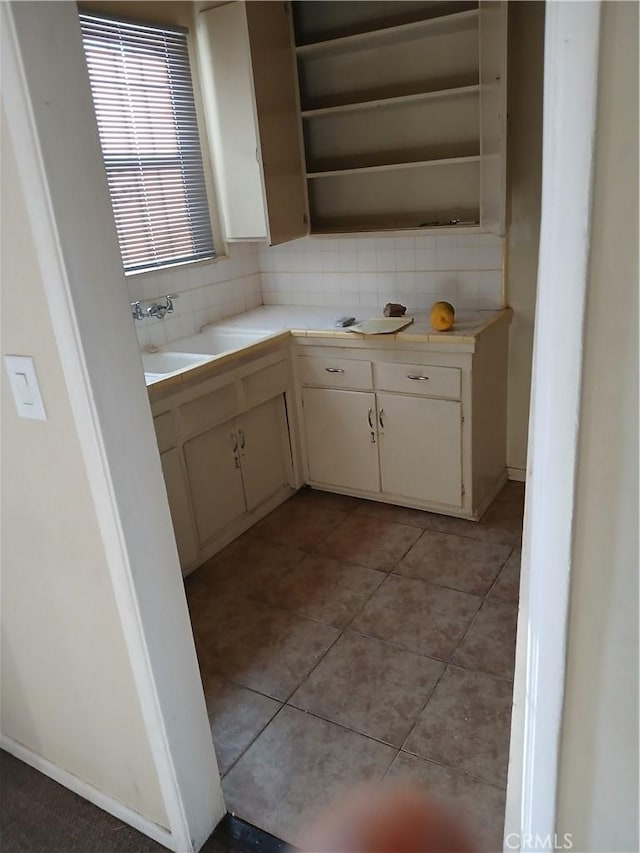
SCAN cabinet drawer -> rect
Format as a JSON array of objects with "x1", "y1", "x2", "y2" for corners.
[
  {"x1": 298, "y1": 355, "x2": 372, "y2": 390},
  {"x1": 374, "y1": 362, "x2": 461, "y2": 400},
  {"x1": 177, "y1": 382, "x2": 239, "y2": 439},
  {"x1": 153, "y1": 412, "x2": 177, "y2": 453},
  {"x1": 243, "y1": 360, "x2": 288, "y2": 409}
]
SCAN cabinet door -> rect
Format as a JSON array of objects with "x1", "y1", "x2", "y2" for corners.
[
  {"x1": 197, "y1": 1, "x2": 307, "y2": 245},
  {"x1": 183, "y1": 422, "x2": 246, "y2": 546},
  {"x1": 197, "y1": 2, "x2": 268, "y2": 240},
  {"x1": 160, "y1": 448, "x2": 199, "y2": 574},
  {"x1": 377, "y1": 393, "x2": 462, "y2": 507},
  {"x1": 302, "y1": 387, "x2": 380, "y2": 494},
  {"x1": 245, "y1": 1, "x2": 308, "y2": 245},
  {"x1": 238, "y1": 396, "x2": 291, "y2": 512}
]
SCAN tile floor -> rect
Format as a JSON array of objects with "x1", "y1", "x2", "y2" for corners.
[{"x1": 185, "y1": 483, "x2": 524, "y2": 852}]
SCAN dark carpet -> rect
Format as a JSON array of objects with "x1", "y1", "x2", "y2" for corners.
[{"x1": 0, "y1": 749, "x2": 282, "y2": 853}]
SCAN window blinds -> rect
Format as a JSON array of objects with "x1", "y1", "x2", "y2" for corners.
[{"x1": 79, "y1": 13, "x2": 215, "y2": 273}]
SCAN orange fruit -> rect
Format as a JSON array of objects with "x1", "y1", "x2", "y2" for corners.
[{"x1": 430, "y1": 300, "x2": 455, "y2": 331}]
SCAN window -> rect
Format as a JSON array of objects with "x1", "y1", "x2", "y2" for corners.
[{"x1": 79, "y1": 12, "x2": 216, "y2": 273}]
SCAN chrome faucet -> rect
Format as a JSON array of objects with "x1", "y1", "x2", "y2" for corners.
[
  {"x1": 130, "y1": 295, "x2": 179, "y2": 321},
  {"x1": 146, "y1": 295, "x2": 178, "y2": 320}
]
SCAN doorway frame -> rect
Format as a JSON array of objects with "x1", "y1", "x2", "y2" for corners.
[
  {"x1": 1, "y1": 3, "x2": 224, "y2": 851},
  {"x1": 2, "y1": 0, "x2": 604, "y2": 850},
  {"x1": 503, "y1": 1, "x2": 601, "y2": 847}
]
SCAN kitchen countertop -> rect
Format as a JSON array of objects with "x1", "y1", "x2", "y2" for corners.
[
  {"x1": 145, "y1": 305, "x2": 512, "y2": 399},
  {"x1": 207, "y1": 305, "x2": 512, "y2": 344}
]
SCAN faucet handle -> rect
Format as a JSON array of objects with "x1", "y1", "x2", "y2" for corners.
[
  {"x1": 130, "y1": 300, "x2": 144, "y2": 321},
  {"x1": 164, "y1": 294, "x2": 179, "y2": 312}
]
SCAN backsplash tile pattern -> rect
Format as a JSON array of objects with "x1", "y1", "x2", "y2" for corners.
[
  {"x1": 129, "y1": 234, "x2": 505, "y2": 348},
  {"x1": 258, "y1": 234, "x2": 504, "y2": 312},
  {"x1": 127, "y1": 243, "x2": 262, "y2": 349}
]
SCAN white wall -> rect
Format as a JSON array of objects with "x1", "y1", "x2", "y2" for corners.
[
  {"x1": 129, "y1": 245, "x2": 262, "y2": 350},
  {"x1": 556, "y1": 2, "x2": 639, "y2": 849},
  {"x1": 258, "y1": 233, "x2": 504, "y2": 312},
  {"x1": 3, "y1": 3, "x2": 224, "y2": 847},
  {"x1": 505, "y1": 1, "x2": 544, "y2": 477},
  {"x1": 0, "y1": 107, "x2": 168, "y2": 830}
]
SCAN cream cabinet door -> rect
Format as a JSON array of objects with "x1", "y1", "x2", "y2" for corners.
[
  {"x1": 245, "y1": 1, "x2": 308, "y2": 245},
  {"x1": 238, "y1": 396, "x2": 290, "y2": 512},
  {"x1": 183, "y1": 421, "x2": 246, "y2": 546},
  {"x1": 302, "y1": 387, "x2": 380, "y2": 494},
  {"x1": 160, "y1": 448, "x2": 199, "y2": 574},
  {"x1": 377, "y1": 393, "x2": 463, "y2": 507},
  {"x1": 197, "y1": 1, "x2": 307, "y2": 245}
]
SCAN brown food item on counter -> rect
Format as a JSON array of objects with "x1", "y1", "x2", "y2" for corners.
[{"x1": 383, "y1": 302, "x2": 407, "y2": 317}]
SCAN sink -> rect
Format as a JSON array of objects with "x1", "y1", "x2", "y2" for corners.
[
  {"x1": 141, "y1": 351, "x2": 214, "y2": 384},
  {"x1": 164, "y1": 327, "x2": 274, "y2": 357},
  {"x1": 203, "y1": 328, "x2": 273, "y2": 354},
  {"x1": 142, "y1": 328, "x2": 277, "y2": 385}
]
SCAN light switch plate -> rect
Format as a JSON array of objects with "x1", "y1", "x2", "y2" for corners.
[{"x1": 4, "y1": 355, "x2": 47, "y2": 420}]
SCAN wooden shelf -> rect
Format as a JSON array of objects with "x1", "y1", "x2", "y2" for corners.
[
  {"x1": 296, "y1": 8, "x2": 479, "y2": 57},
  {"x1": 300, "y1": 84, "x2": 480, "y2": 119},
  {"x1": 290, "y1": 0, "x2": 507, "y2": 237},
  {"x1": 307, "y1": 155, "x2": 480, "y2": 180},
  {"x1": 307, "y1": 158, "x2": 480, "y2": 233},
  {"x1": 294, "y1": 1, "x2": 478, "y2": 47},
  {"x1": 310, "y1": 217, "x2": 481, "y2": 236}
]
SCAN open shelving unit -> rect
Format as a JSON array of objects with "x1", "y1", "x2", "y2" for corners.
[{"x1": 292, "y1": 0, "x2": 506, "y2": 236}]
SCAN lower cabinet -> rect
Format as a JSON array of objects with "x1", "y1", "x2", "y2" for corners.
[
  {"x1": 238, "y1": 396, "x2": 290, "y2": 512},
  {"x1": 302, "y1": 387, "x2": 463, "y2": 508},
  {"x1": 183, "y1": 420, "x2": 247, "y2": 546},
  {"x1": 377, "y1": 393, "x2": 462, "y2": 507},
  {"x1": 184, "y1": 396, "x2": 290, "y2": 548},
  {"x1": 302, "y1": 388, "x2": 380, "y2": 493},
  {"x1": 160, "y1": 447, "x2": 199, "y2": 570}
]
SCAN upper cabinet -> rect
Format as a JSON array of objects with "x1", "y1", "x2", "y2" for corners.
[
  {"x1": 293, "y1": 0, "x2": 508, "y2": 236},
  {"x1": 195, "y1": 1, "x2": 308, "y2": 245},
  {"x1": 196, "y1": 0, "x2": 507, "y2": 243}
]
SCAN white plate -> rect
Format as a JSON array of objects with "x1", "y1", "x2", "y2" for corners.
[{"x1": 347, "y1": 317, "x2": 414, "y2": 335}]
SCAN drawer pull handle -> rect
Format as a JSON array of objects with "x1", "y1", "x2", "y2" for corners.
[
  {"x1": 367, "y1": 407, "x2": 374, "y2": 428},
  {"x1": 379, "y1": 408, "x2": 385, "y2": 429},
  {"x1": 325, "y1": 367, "x2": 345, "y2": 374},
  {"x1": 407, "y1": 374, "x2": 429, "y2": 381},
  {"x1": 238, "y1": 428, "x2": 245, "y2": 450}
]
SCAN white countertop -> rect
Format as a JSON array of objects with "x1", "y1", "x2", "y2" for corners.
[
  {"x1": 195, "y1": 305, "x2": 509, "y2": 343},
  {"x1": 145, "y1": 305, "x2": 512, "y2": 398}
]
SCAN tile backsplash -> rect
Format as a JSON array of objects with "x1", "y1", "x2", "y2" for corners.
[
  {"x1": 130, "y1": 232, "x2": 504, "y2": 348},
  {"x1": 127, "y1": 242, "x2": 262, "y2": 349},
  {"x1": 259, "y1": 233, "x2": 504, "y2": 312}
]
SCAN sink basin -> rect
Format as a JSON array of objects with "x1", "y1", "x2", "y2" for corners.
[
  {"x1": 142, "y1": 351, "x2": 213, "y2": 384},
  {"x1": 164, "y1": 327, "x2": 274, "y2": 357},
  {"x1": 142, "y1": 328, "x2": 277, "y2": 385}
]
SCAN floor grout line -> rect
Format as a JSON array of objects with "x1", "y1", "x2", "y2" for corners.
[
  {"x1": 219, "y1": 701, "x2": 286, "y2": 781},
  {"x1": 391, "y1": 746, "x2": 509, "y2": 791},
  {"x1": 189, "y1": 485, "x2": 523, "y2": 838}
]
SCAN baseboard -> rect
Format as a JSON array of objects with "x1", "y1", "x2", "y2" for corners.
[
  {"x1": 507, "y1": 467, "x2": 527, "y2": 482},
  {"x1": 0, "y1": 735, "x2": 175, "y2": 851}
]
